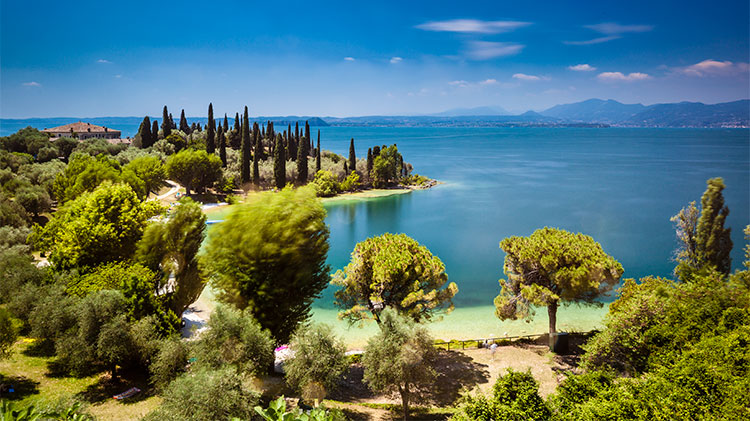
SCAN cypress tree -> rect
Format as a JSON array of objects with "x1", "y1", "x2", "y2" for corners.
[
  {"x1": 316, "y1": 130, "x2": 321, "y2": 173},
  {"x1": 252, "y1": 122, "x2": 259, "y2": 154},
  {"x1": 191, "y1": 122, "x2": 197, "y2": 133},
  {"x1": 367, "y1": 147, "x2": 373, "y2": 177},
  {"x1": 261, "y1": 124, "x2": 265, "y2": 139},
  {"x1": 241, "y1": 106, "x2": 251, "y2": 184},
  {"x1": 372, "y1": 145, "x2": 381, "y2": 157},
  {"x1": 343, "y1": 161, "x2": 348, "y2": 174},
  {"x1": 218, "y1": 126, "x2": 227, "y2": 167},
  {"x1": 234, "y1": 112, "x2": 240, "y2": 132},
  {"x1": 196, "y1": 123, "x2": 202, "y2": 132},
  {"x1": 206, "y1": 103, "x2": 216, "y2": 154},
  {"x1": 136, "y1": 116, "x2": 151, "y2": 148},
  {"x1": 296, "y1": 126, "x2": 308, "y2": 184},
  {"x1": 151, "y1": 120, "x2": 159, "y2": 144},
  {"x1": 162, "y1": 106, "x2": 172, "y2": 138},
  {"x1": 348, "y1": 138, "x2": 356, "y2": 174},
  {"x1": 695, "y1": 178, "x2": 733, "y2": 275},
  {"x1": 223, "y1": 114, "x2": 229, "y2": 133},
  {"x1": 294, "y1": 122, "x2": 300, "y2": 145},
  {"x1": 304, "y1": 121, "x2": 311, "y2": 157},
  {"x1": 179, "y1": 109, "x2": 189, "y2": 133},
  {"x1": 252, "y1": 127, "x2": 260, "y2": 186},
  {"x1": 169, "y1": 113, "x2": 176, "y2": 129},
  {"x1": 274, "y1": 133, "x2": 286, "y2": 189}
]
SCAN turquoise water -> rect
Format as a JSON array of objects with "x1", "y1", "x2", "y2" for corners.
[{"x1": 214, "y1": 127, "x2": 750, "y2": 343}]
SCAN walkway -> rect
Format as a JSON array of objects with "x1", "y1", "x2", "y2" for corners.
[{"x1": 157, "y1": 180, "x2": 180, "y2": 200}]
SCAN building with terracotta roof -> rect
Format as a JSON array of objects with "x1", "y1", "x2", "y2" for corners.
[{"x1": 42, "y1": 121, "x2": 121, "y2": 140}]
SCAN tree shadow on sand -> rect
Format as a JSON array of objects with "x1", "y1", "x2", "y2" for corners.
[{"x1": 0, "y1": 374, "x2": 40, "y2": 401}]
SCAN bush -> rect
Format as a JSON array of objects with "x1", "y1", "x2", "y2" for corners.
[
  {"x1": 452, "y1": 369, "x2": 550, "y2": 421},
  {"x1": 254, "y1": 396, "x2": 345, "y2": 421},
  {"x1": 149, "y1": 337, "x2": 190, "y2": 391},
  {"x1": 285, "y1": 324, "x2": 348, "y2": 400},
  {"x1": 144, "y1": 367, "x2": 260, "y2": 421},
  {"x1": 339, "y1": 171, "x2": 360, "y2": 192},
  {"x1": 310, "y1": 170, "x2": 339, "y2": 197},
  {"x1": 0, "y1": 308, "x2": 18, "y2": 359}
]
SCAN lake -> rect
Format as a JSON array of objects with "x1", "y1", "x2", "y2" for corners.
[{"x1": 212, "y1": 127, "x2": 750, "y2": 345}]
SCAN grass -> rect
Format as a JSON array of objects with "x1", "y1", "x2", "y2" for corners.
[{"x1": 0, "y1": 338, "x2": 161, "y2": 420}]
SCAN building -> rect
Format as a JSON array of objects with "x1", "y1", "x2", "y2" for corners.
[{"x1": 42, "y1": 121, "x2": 121, "y2": 140}]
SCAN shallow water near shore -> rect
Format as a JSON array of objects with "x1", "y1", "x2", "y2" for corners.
[{"x1": 205, "y1": 127, "x2": 749, "y2": 344}]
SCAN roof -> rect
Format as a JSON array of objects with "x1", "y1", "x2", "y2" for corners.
[{"x1": 42, "y1": 121, "x2": 120, "y2": 134}]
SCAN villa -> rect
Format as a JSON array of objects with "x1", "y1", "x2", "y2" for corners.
[{"x1": 42, "y1": 121, "x2": 121, "y2": 140}]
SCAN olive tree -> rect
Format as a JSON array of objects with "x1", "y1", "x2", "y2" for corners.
[
  {"x1": 332, "y1": 233, "x2": 458, "y2": 325},
  {"x1": 285, "y1": 324, "x2": 348, "y2": 400},
  {"x1": 494, "y1": 227, "x2": 623, "y2": 350}
]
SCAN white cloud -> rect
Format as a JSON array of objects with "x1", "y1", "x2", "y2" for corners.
[
  {"x1": 416, "y1": 19, "x2": 531, "y2": 34},
  {"x1": 22, "y1": 81, "x2": 41, "y2": 87},
  {"x1": 466, "y1": 41, "x2": 524, "y2": 60},
  {"x1": 448, "y1": 80, "x2": 470, "y2": 88},
  {"x1": 597, "y1": 71, "x2": 651, "y2": 82},
  {"x1": 513, "y1": 73, "x2": 542, "y2": 81},
  {"x1": 566, "y1": 22, "x2": 653, "y2": 45},
  {"x1": 677, "y1": 59, "x2": 749, "y2": 77},
  {"x1": 568, "y1": 64, "x2": 596, "y2": 71},
  {"x1": 97, "y1": 59, "x2": 111, "y2": 64},
  {"x1": 390, "y1": 56, "x2": 403, "y2": 64},
  {"x1": 343, "y1": 57, "x2": 355, "y2": 61},
  {"x1": 114, "y1": 74, "x2": 122, "y2": 78},
  {"x1": 479, "y1": 78, "x2": 498, "y2": 85}
]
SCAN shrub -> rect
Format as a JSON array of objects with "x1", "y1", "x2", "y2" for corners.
[
  {"x1": 452, "y1": 369, "x2": 550, "y2": 421},
  {"x1": 149, "y1": 337, "x2": 190, "y2": 391},
  {"x1": 285, "y1": 324, "x2": 348, "y2": 400},
  {"x1": 310, "y1": 170, "x2": 339, "y2": 197},
  {"x1": 339, "y1": 171, "x2": 360, "y2": 192}
]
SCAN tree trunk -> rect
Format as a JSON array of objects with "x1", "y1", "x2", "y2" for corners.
[
  {"x1": 398, "y1": 384, "x2": 409, "y2": 420},
  {"x1": 548, "y1": 300, "x2": 558, "y2": 351}
]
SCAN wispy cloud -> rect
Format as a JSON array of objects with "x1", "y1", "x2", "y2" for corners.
[
  {"x1": 466, "y1": 41, "x2": 524, "y2": 60},
  {"x1": 343, "y1": 57, "x2": 355, "y2": 61},
  {"x1": 568, "y1": 64, "x2": 597, "y2": 71},
  {"x1": 114, "y1": 74, "x2": 122, "y2": 78},
  {"x1": 390, "y1": 56, "x2": 403, "y2": 64},
  {"x1": 448, "y1": 80, "x2": 470, "y2": 88},
  {"x1": 416, "y1": 19, "x2": 531, "y2": 34},
  {"x1": 597, "y1": 71, "x2": 651, "y2": 82},
  {"x1": 479, "y1": 78, "x2": 498, "y2": 85},
  {"x1": 512, "y1": 73, "x2": 549, "y2": 81},
  {"x1": 566, "y1": 22, "x2": 653, "y2": 45},
  {"x1": 22, "y1": 81, "x2": 41, "y2": 87},
  {"x1": 676, "y1": 59, "x2": 750, "y2": 77},
  {"x1": 97, "y1": 59, "x2": 111, "y2": 64}
]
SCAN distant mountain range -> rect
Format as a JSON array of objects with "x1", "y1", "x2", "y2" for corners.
[{"x1": 322, "y1": 99, "x2": 749, "y2": 128}]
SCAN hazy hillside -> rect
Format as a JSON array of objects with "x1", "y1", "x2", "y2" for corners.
[
  {"x1": 623, "y1": 100, "x2": 749, "y2": 127},
  {"x1": 541, "y1": 99, "x2": 648, "y2": 123}
]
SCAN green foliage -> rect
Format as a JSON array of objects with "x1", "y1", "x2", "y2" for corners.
[
  {"x1": 452, "y1": 369, "x2": 550, "y2": 421},
  {"x1": 254, "y1": 397, "x2": 345, "y2": 421},
  {"x1": 72, "y1": 138, "x2": 127, "y2": 157},
  {"x1": 53, "y1": 153, "x2": 146, "y2": 203},
  {"x1": 136, "y1": 198, "x2": 206, "y2": 316},
  {"x1": 17, "y1": 160, "x2": 65, "y2": 198},
  {"x1": 149, "y1": 336, "x2": 190, "y2": 391},
  {"x1": 310, "y1": 170, "x2": 339, "y2": 197},
  {"x1": 165, "y1": 148, "x2": 222, "y2": 195},
  {"x1": 33, "y1": 181, "x2": 165, "y2": 271},
  {"x1": 164, "y1": 132, "x2": 186, "y2": 152},
  {"x1": 193, "y1": 305, "x2": 274, "y2": 376},
  {"x1": 0, "y1": 246, "x2": 44, "y2": 305},
  {"x1": 0, "y1": 308, "x2": 18, "y2": 359},
  {"x1": 145, "y1": 367, "x2": 260, "y2": 421},
  {"x1": 0, "y1": 127, "x2": 50, "y2": 156},
  {"x1": 274, "y1": 133, "x2": 286, "y2": 189},
  {"x1": 162, "y1": 106, "x2": 172, "y2": 138},
  {"x1": 123, "y1": 155, "x2": 166, "y2": 194},
  {"x1": 0, "y1": 191, "x2": 29, "y2": 227},
  {"x1": 0, "y1": 401, "x2": 93, "y2": 421},
  {"x1": 285, "y1": 324, "x2": 348, "y2": 399},
  {"x1": 241, "y1": 107, "x2": 251, "y2": 183},
  {"x1": 494, "y1": 227, "x2": 623, "y2": 346},
  {"x1": 14, "y1": 185, "x2": 51, "y2": 217},
  {"x1": 332, "y1": 233, "x2": 458, "y2": 325},
  {"x1": 362, "y1": 308, "x2": 437, "y2": 420},
  {"x1": 371, "y1": 144, "x2": 403, "y2": 188},
  {"x1": 339, "y1": 171, "x2": 360, "y2": 192},
  {"x1": 204, "y1": 186, "x2": 330, "y2": 344}
]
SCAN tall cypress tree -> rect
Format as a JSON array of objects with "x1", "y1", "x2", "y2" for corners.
[
  {"x1": 191, "y1": 122, "x2": 197, "y2": 133},
  {"x1": 179, "y1": 109, "x2": 189, "y2": 133},
  {"x1": 206, "y1": 103, "x2": 216, "y2": 154},
  {"x1": 366, "y1": 147, "x2": 373, "y2": 178},
  {"x1": 218, "y1": 126, "x2": 227, "y2": 167},
  {"x1": 348, "y1": 138, "x2": 356, "y2": 174},
  {"x1": 252, "y1": 127, "x2": 260, "y2": 186},
  {"x1": 274, "y1": 133, "x2": 286, "y2": 189},
  {"x1": 297, "y1": 126, "x2": 308, "y2": 184},
  {"x1": 151, "y1": 120, "x2": 159, "y2": 144},
  {"x1": 343, "y1": 160, "x2": 348, "y2": 174},
  {"x1": 241, "y1": 106, "x2": 251, "y2": 184},
  {"x1": 169, "y1": 113, "x2": 176, "y2": 129},
  {"x1": 136, "y1": 116, "x2": 151, "y2": 148},
  {"x1": 372, "y1": 145, "x2": 381, "y2": 157},
  {"x1": 304, "y1": 121, "x2": 311, "y2": 157},
  {"x1": 234, "y1": 112, "x2": 240, "y2": 133},
  {"x1": 162, "y1": 106, "x2": 172, "y2": 138},
  {"x1": 316, "y1": 130, "x2": 321, "y2": 173},
  {"x1": 223, "y1": 114, "x2": 229, "y2": 133},
  {"x1": 695, "y1": 178, "x2": 733, "y2": 275}
]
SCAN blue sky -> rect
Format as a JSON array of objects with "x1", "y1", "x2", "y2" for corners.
[{"x1": 1, "y1": 0, "x2": 748, "y2": 117}]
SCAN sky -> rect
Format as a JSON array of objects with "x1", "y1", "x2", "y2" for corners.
[{"x1": 1, "y1": 0, "x2": 748, "y2": 118}]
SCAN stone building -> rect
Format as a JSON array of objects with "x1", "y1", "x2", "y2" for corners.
[{"x1": 42, "y1": 121, "x2": 121, "y2": 140}]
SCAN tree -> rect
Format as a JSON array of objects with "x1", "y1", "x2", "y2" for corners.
[
  {"x1": 123, "y1": 155, "x2": 165, "y2": 194},
  {"x1": 310, "y1": 170, "x2": 338, "y2": 197},
  {"x1": 152, "y1": 119, "x2": 160, "y2": 142},
  {"x1": 366, "y1": 147, "x2": 373, "y2": 179},
  {"x1": 348, "y1": 138, "x2": 356, "y2": 175},
  {"x1": 494, "y1": 227, "x2": 623, "y2": 350},
  {"x1": 362, "y1": 309, "x2": 436, "y2": 420},
  {"x1": 285, "y1": 324, "x2": 348, "y2": 400},
  {"x1": 162, "y1": 106, "x2": 172, "y2": 138},
  {"x1": 273, "y1": 133, "x2": 286, "y2": 189},
  {"x1": 241, "y1": 107, "x2": 251, "y2": 184},
  {"x1": 296, "y1": 125, "x2": 308, "y2": 184},
  {"x1": 372, "y1": 144, "x2": 403, "y2": 188},
  {"x1": 166, "y1": 149, "x2": 222, "y2": 195},
  {"x1": 204, "y1": 186, "x2": 330, "y2": 344},
  {"x1": 33, "y1": 182, "x2": 164, "y2": 271},
  {"x1": 53, "y1": 153, "x2": 123, "y2": 203},
  {"x1": 179, "y1": 109, "x2": 189, "y2": 133},
  {"x1": 223, "y1": 113, "x2": 229, "y2": 133},
  {"x1": 333, "y1": 233, "x2": 458, "y2": 325},
  {"x1": 206, "y1": 103, "x2": 216, "y2": 154},
  {"x1": 252, "y1": 128, "x2": 260, "y2": 186},
  {"x1": 218, "y1": 126, "x2": 227, "y2": 167},
  {"x1": 234, "y1": 112, "x2": 240, "y2": 133},
  {"x1": 452, "y1": 369, "x2": 550, "y2": 421},
  {"x1": 15, "y1": 185, "x2": 51, "y2": 217},
  {"x1": 316, "y1": 130, "x2": 321, "y2": 173},
  {"x1": 0, "y1": 308, "x2": 17, "y2": 359},
  {"x1": 137, "y1": 198, "x2": 207, "y2": 316},
  {"x1": 135, "y1": 116, "x2": 153, "y2": 149}
]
